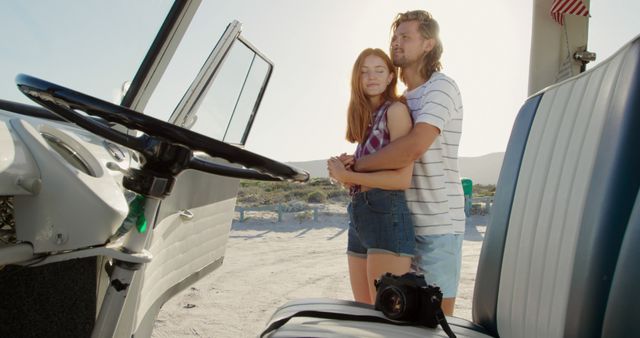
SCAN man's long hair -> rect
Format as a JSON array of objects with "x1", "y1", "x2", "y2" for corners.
[
  {"x1": 346, "y1": 48, "x2": 401, "y2": 144},
  {"x1": 392, "y1": 10, "x2": 443, "y2": 84}
]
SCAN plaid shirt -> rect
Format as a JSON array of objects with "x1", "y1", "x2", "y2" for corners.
[{"x1": 350, "y1": 101, "x2": 392, "y2": 195}]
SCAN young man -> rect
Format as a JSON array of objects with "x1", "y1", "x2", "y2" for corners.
[{"x1": 352, "y1": 10, "x2": 465, "y2": 315}]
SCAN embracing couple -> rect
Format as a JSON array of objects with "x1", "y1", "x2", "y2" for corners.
[{"x1": 327, "y1": 10, "x2": 464, "y2": 316}]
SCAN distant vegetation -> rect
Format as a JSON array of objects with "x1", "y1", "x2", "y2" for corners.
[
  {"x1": 237, "y1": 178, "x2": 348, "y2": 207},
  {"x1": 473, "y1": 184, "x2": 496, "y2": 197},
  {"x1": 237, "y1": 179, "x2": 495, "y2": 206}
]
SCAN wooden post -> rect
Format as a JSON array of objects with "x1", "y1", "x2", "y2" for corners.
[{"x1": 277, "y1": 204, "x2": 282, "y2": 222}]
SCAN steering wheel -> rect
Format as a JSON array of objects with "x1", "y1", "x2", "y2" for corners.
[{"x1": 16, "y1": 74, "x2": 309, "y2": 183}]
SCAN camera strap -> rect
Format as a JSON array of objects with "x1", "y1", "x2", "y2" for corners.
[
  {"x1": 260, "y1": 309, "x2": 457, "y2": 338},
  {"x1": 435, "y1": 308, "x2": 457, "y2": 338}
]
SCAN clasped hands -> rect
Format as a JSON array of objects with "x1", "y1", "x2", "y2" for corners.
[{"x1": 327, "y1": 153, "x2": 354, "y2": 188}]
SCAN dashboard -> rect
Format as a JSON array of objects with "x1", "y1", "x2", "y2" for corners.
[{"x1": 1, "y1": 109, "x2": 130, "y2": 253}]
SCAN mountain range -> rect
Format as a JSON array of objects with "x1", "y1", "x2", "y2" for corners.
[{"x1": 288, "y1": 152, "x2": 505, "y2": 185}]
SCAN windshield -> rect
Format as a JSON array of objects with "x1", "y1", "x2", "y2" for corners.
[
  {"x1": 0, "y1": 1, "x2": 173, "y2": 105},
  {"x1": 141, "y1": 1, "x2": 274, "y2": 145},
  {"x1": 2, "y1": 1, "x2": 272, "y2": 146}
]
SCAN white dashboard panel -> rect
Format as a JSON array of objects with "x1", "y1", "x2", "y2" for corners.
[
  {"x1": 9, "y1": 118, "x2": 128, "y2": 253},
  {"x1": 0, "y1": 112, "x2": 40, "y2": 195}
]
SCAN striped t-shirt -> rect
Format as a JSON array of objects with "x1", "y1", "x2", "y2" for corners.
[{"x1": 404, "y1": 72, "x2": 465, "y2": 235}]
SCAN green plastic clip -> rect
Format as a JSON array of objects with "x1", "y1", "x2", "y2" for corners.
[{"x1": 130, "y1": 195, "x2": 148, "y2": 233}]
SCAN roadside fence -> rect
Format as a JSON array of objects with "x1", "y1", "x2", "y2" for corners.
[
  {"x1": 235, "y1": 204, "x2": 319, "y2": 222},
  {"x1": 467, "y1": 196, "x2": 494, "y2": 216}
]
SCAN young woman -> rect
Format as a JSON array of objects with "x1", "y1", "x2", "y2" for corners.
[{"x1": 327, "y1": 48, "x2": 415, "y2": 304}]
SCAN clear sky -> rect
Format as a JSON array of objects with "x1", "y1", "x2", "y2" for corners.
[
  {"x1": 239, "y1": 0, "x2": 534, "y2": 161},
  {"x1": 1, "y1": 1, "x2": 638, "y2": 162}
]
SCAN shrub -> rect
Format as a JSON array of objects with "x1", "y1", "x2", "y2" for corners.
[
  {"x1": 295, "y1": 210, "x2": 313, "y2": 222},
  {"x1": 285, "y1": 190, "x2": 308, "y2": 200},
  {"x1": 237, "y1": 179, "x2": 350, "y2": 206},
  {"x1": 309, "y1": 178, "x2": 333, "y2": 187},
  {"x1": 242, "y1": 194, "x2": 258, "y2": 204},
  {"x1": 307, "y1": 190, "x2": 327, "y2": 203},
  {"x1": 473, "y1": 184, "x2": 496, "y2": 197},
  {"x1": 283, "y1": 201, "x2": 307, "y2": 212}
]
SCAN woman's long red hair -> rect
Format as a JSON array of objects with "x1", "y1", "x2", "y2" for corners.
[{"x1": 346, "y1": 48, "x2": 401, "y2": 144}]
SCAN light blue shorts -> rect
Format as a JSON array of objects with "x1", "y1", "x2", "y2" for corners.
[{"x1": 412, "y1": 233, "x2": 464, "y2": 298}]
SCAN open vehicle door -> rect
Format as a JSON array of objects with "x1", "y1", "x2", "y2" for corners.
[{"x1": 113, "y1": 12, "x2": 283, "y2": 338}]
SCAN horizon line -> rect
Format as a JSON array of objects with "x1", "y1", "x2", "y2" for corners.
[{"x1": 284, "y1": 151, "x2": 505, "y2": 163}]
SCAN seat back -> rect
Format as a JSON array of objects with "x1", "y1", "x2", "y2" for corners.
[
  {"x1": 601, "y1": 190, "x2": 640, "y2": 337},
  {"x1": 472, "y1": 35, "x2": 640, "y2": 338}
]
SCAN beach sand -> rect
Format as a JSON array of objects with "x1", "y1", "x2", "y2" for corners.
[{"x1": 152, "y1": 205, "x2": 487, "y2": 338}]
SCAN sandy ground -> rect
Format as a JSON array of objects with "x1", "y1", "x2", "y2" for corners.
[{"x1": 152, "y1": 205, "x2": 488, "y2": 338}]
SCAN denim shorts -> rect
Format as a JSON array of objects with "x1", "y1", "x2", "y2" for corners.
[
  {"x1": 346, "y1": 189, "x2": 415, "y2": 258},
  {"x1": 412, "y1": 233, "x2": 464, "y2": 298}
]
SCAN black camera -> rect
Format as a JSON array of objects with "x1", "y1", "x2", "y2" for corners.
[{"x1": 374, "y1": 272, "x2": 443, "y2": 328}]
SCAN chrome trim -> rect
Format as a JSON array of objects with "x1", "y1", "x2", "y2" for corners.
[
  {"x1": 40, "y1": 132, "x2": 95, "y2": 176},
  {"x1": 103, "y1": 141, "x2": 126, "y2": 162},
  {"x1": 178, "y1": 209, "x2": 194, "y2": 220}
]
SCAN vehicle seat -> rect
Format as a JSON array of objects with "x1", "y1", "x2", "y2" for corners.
[
  {"x1": 262, "y1": 35, "x2": 640, "y2": 338},
  {"x1": 474, "y1": 35, "x2": 640, "y2": 338},
  {"x1": 600, "y1": 189, "x2": 640, "y2": 336}
]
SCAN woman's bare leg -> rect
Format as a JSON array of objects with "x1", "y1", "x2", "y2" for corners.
[
  {"x1": 348, "y1": 255, "x2": 371, "y2": 304},
  {"x1": 366, "y1": 253, "x2": 412, "y2": 302}
]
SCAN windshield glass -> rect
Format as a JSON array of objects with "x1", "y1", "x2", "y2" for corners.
[
  {"x1": 145, "y1": 36, "x2": 272, "y2": 145},
  {"x1": 142, "y1": 1, "x2": 274, "y2": 145},
  {"x1": 180, "y1": 40, "x2": 271, "y2": 144},
  {"x1": 0, "y1": 1, "x2": 173, "y2": 105}
]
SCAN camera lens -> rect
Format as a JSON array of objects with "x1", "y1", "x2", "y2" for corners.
[{"x1": 378, "y1": 285, "x2": 408, "y2": 320}]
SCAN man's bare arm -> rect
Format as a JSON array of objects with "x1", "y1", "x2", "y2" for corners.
[
  {"x1": 353, "y1": 123, "x2": 440, "y2": 172},
  {"x1": 328, "y1": 158, "x2": 413, "y2": 190}
]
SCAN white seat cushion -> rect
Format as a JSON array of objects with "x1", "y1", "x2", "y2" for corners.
[{"x1": 264, "y1": 298, "x2": 491, "y2": 338}]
